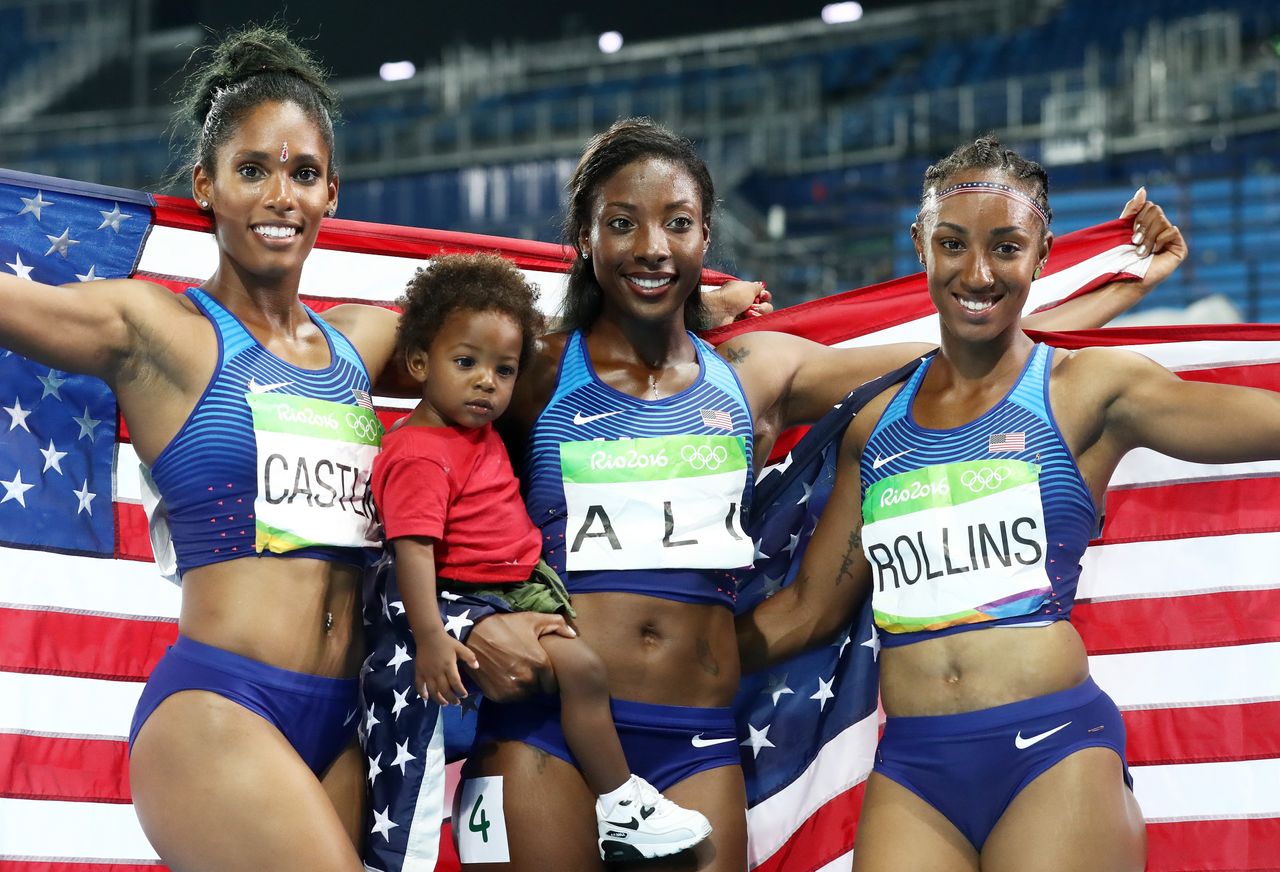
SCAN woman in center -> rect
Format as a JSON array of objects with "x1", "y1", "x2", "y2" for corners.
[{"x1": 458, "y1": 118, "x2": 1181, "y2": 871}]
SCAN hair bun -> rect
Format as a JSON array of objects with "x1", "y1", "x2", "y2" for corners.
[
  {"x1": 183, "y1": 24, "x2": 334, "y2": 129},
  {"x1": 174, "y1": 23, "x2": 340, "y2": 186}
]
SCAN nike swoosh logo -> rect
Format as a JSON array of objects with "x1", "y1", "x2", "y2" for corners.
[
  {"x1": 605, "y1": 817, "x2": 641, "y2": 830},
  {"x1": 691, "y1": 733, "x2": 736, "y2": 748},
  {"x1": 871, "y1": 449, "x2": 914, "y2": 470},
  {"x1": 1014, "y1": 721, "x2": 1072, "y2": 749},
  {"x1": 247, "y1": 377, "x2": 293, "y2": 394},
  {"x1": 573, "y1": 410, "x2": 623, "y2": 426}
]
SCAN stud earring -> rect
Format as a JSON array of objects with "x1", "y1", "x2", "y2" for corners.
[
  {"x1": 199, "y1": 200, "x2": 209, "y2": 209},
  {"x1": 1033, "y1": 265, "x2": 1043, "y2": 281},
  {"x1": 582, "y1": 251, "x2": 590, "y2": 260},
  {"x1": 325, "y1": 207, "x2": 335, "y2": 218}
]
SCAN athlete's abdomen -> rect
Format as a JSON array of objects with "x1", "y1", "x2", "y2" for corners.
[
  {"x1": 570, "y1": 592, "x2": 741, "y2": 707},
  {"x1": 879, "y1": 620, "x2": 1091, "y2": 716},
  {"x1": 177, "y1": 557, "x2": 364, "y2": 678}
]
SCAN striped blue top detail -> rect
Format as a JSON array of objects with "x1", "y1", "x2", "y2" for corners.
[
  {"x1": 860, "y1": 344, "x2": 1096, "y2": 647},
  {"x1": 147, "y1": 289, "x2": 374, "y2": 577},
  {"x1": 523, "y1": 331, "x2": 754, "y2": 607}
]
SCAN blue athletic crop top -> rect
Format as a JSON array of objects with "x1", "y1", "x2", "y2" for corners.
[
  {"x1": 523, "y1": 331, "x2": 755, "y2": 608},
  {"x1": 859, "y1": 344, "x2": 1097, "y2": 648},
  {"x1": 144, "y1": 289, "x2": 379, "y2": 581}
]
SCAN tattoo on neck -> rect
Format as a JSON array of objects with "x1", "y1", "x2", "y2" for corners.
[{"x1": 724, "y1": 345, "x2": 750, "y2": 366}]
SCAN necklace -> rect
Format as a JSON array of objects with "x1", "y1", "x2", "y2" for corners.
[
  {"x1": 648, "y1": 372, "x2": 661, "y2": 399},
  {"x1": 324, "y1": 611, "x2": 333, "y2": 632}
]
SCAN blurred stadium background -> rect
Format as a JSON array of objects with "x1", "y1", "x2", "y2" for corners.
[{"x1": 1, "y1": 0, "x2": 1277, "y2": 319}]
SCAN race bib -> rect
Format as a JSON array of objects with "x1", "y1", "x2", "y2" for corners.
[
  {"x1": 560, "y1": 435, "x2": 753, "y2": 571},
  {"x1": 862, "y1": 459, "x2": 1050, "y2": 634},
  {"x1": 246, "y1": 393, "x2": 382, "y2": 553}
]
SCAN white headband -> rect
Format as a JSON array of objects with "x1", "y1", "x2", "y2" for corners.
[{"x1": 934, "y1": 180, "x2": 1048, "y2": 226}]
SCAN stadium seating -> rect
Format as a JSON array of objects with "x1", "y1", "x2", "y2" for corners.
[{"x1": 2, "y1": 0, "x2": 1277, "y2": 312}]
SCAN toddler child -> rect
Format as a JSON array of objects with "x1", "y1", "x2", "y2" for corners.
[{"x1": 370, "y1": 253, "x2": 713, "y2": 862}]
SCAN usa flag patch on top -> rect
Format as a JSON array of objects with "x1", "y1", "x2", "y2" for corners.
[
  {"x1": 700, "y1": 408, "x2": 733, "y2": 431},
  {"x1": 989, "y1": 431, "x2": 1026, "y2": 452}
]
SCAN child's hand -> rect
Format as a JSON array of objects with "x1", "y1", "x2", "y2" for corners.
[{"x1": 416, "y1": 633, "x2": 480, "y2": 706}]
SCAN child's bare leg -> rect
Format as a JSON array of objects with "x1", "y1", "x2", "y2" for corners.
[{"x1": 540, "y1": 634, "x2": 631, "y2": 795}]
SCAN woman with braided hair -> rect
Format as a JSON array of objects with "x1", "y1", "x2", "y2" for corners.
[{"x1": 736, "y1": 135, "x2": 1274, "y2": 872}]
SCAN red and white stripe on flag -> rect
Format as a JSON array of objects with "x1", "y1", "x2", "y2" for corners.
[{"x1": 3, "y1": 183, "x2": 1279, "y2": 872}]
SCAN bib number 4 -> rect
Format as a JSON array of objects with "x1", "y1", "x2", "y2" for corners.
[{"x1": 457, "y1": 776, "x2": 509, "y2": 863}]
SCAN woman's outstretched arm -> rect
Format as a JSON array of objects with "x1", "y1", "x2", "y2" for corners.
[
  {"x1": 0, "y1": 273, "x2": 173, "y2": 380},
  {"x1": 1100, "y1": 348, "x2": 1280, "y2": 464}
]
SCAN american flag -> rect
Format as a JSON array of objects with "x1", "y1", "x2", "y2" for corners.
[
  {"x1": 2, "y1": 166, "x2": 1279, "y2": 871},
  {"x1": 699, "y1": 408, "x2": 734, "y2": 431},
  {"x1": 988, "y1": 431, "x2": 1027, "y2": 452}
]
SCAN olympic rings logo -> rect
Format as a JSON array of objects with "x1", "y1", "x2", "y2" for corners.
[
  {"x1": 681, "y1": 444, "x2": 728, "y2": 471},
  {"x1": 960, "y1": 466, "x2": 1011, "y2": 493},
  {"x1": 345, "y1": 411, "x2": 381, "y2": 441}
]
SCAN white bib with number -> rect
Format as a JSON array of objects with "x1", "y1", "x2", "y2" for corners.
[
  {"x1": 247, "y1": 393, "x2": 382, "y2": 553},
  {"x1": 560, "y1": 434, "x2": 753, "y2": 571}
]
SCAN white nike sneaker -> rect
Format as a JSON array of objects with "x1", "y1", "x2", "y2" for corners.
[{"x1": 596, "y1": 774, "x2": 713, "y2": 862}]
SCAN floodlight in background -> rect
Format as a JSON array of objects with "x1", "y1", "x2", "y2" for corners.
[
  {"x1": 821, "y1": 2, "x2": 863, "y2": 24},
  {"x1": 598, "y1": 31, "x2": 624, "y2": 54},
  {"x1": 379, "y1": 61, "x2": 416, "y2": 82}
]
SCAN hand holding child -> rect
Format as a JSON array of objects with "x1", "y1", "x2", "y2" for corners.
[{"x1": 416, "y1": 630, "x2": 479, "y2": 706}]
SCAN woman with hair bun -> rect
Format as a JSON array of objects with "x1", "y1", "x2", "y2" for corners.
[{"x1": 0, "y1": 24, "x2": 473, "y2": 870}]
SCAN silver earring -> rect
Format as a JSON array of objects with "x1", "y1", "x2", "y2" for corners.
[
  {"x1": 199, "y1": 200, "x2": 209, "y2": 209},
  {"x1": 325, "y1": 207, "x2": 335, "y2": 217},
  {"x1": 582, "y1": 251, "x2": 590, "y2": 260}
]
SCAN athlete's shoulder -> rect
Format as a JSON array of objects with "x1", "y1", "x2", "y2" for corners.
[
  {"x1": 507, "y1": 331, "x2": 570, "y2": 436},
  {"x1": 714, "y1": 328, "x2": 800, "y2": 359},
  {"x1": 536, "y1": 330, "x2": 572, "y2": 364},
  {"x1": 1051, "y1": 344, "x2": 1157, "y2": 389},
  {"x1": 319, "y1": 302, "x2": 396, "y2": 345},
  {"x1": 90, "y1": 277, "x2": 200, "y2": 317},
  {"x1": 846, "y1": 382, "x2": 898, "y2": 452}
]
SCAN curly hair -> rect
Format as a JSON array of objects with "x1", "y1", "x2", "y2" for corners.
[
  {"x1": 395, "y1": 253, "x2": 544, "y2": 371},
  {"x1": 561, "y1": 117, "x2": 715, "y2": 332},
  {"x1": 918, "y1": 134, "x2": 1053, "y2": 233},
  {"x1": 176, "y1": 24, "x2": 339, "y2": 180}
]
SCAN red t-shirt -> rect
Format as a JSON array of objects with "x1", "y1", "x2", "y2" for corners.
[{"x1": 371, "y1": 423, "x2": 541, "y2": 583}]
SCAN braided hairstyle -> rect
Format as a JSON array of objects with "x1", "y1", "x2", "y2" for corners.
[
  {"x1": 178, "y1": 25, "x2": 339, "y2": 179},
  {"x1": 917, "y1": 134, "x2": 1053, "y2": 234},
  {"x1": 395, "y1": 253, "x2": 544, "y2": 372},
  {"x1": 561, "y1": 117, "x2": 715, "y2": 332}
]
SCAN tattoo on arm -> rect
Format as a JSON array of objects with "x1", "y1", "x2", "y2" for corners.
[
  {"x1": 724, "y1": 345, "x2": 750, "y2": 366},
  {"x1": 835, "y1": 529, "x2": 862, "y2": 586},
  {"x1": 696, "y1": 638, "x2": 720, "y2": 676}
]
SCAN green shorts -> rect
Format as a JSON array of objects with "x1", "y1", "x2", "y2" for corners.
[{"x1": 439, "y1": 560, "x2": 576, "y2": 620}]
